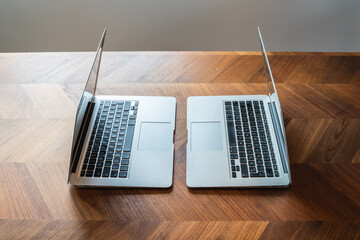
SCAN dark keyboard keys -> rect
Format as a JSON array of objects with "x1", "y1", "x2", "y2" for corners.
[
  {"x1": 102, "y1": 167, "x2": 111, "y2": 177},
  {"x1": 121, "y1": 159, "x2": 129, "y2": 165},
  {"x1": 230, "y1": 147, "x2": 237, "y2": 153},
  {"x1": 241, "y1": 164, "x2": 249, "y2": 177},
  {"x1": 266, "y1": 168, "x2": 274, "y2": 177},
  {"x1": 224, "y1": 99, "x2": 277, "y2": 179},
  {"x1": 120, "y1": 165, "x2": 128, "y2": 171},
  {"x1": 124, "y1": 101, "x2": 131, "y2": 111},
  {"x1": 226, "y1": 120, "x2": 236, "y2": 146},
  {"x1": 88, "y1": 165, "x2": 95, "y2": 171},
  {"x1": 122, "y1": 152, "x2": 130, "y2": 159},
  {"x1": 250, "y1": 172, "x2": 265, "y2": 177},
  {"x1": 124, "y1": 126, "x2": 135, "y2": 152},
  {"x1": 94, "y1": 168, "x2": 102, "y2": 177},
  {"x1": 79, "y1": 100, "x2": 138, "y2": 178},
  {"x1": 111, "y1": 170, "x2": 118, "y2": 178}
]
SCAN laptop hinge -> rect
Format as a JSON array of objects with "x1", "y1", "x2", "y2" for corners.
[
  {"x1": 268, "y1": 102, "x2": 288, "y2": 173},
  {"x1": 70, "y1": 102, "x2": 95, "y2": 174}
]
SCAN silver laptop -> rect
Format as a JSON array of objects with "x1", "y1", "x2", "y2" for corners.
[
  {"x1": 68, "y1": 29, "x2": 176, "y2": 187},
  {"x1": 186, "y1": 28, "x2": 291, "y2": 188}
]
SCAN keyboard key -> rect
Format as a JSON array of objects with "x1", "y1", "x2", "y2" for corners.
[
  {"x1": 230, "y1": 154, "x2": 238, "y2": 159},
  {"x1": 103, "y1": 167, "x2": 111, "y2": 177},
  {"x1": 230, "y1": 147, "x2": 237, "y2": 153},
  {"x1": 124, "y1": 126, "x2": 135, "y2": 152},
  {"x1": 122, "y1": 152, "x2": 130, "y2": 159},
  {"x1": 86, "y1": 171, "x2": 93, "y2": 177},
  {"x1": 250, "y1": 172, "x2": 265, "y2": 177},
  {"x1": 232, "y1": 172, "x2": 237, "y2": 178},
  {"x1": 88, "y1": 165, "x2": 95, "y2": 171},
  {"x1": 111, "y1": 170, "x2": 118, "y2": 177},
  {"x1": 238, "y1": 146, "x2": 245, "y2": 151},
  {"x1": 240, "y1": 158, "x2": 247, "y2": 163},
  {"x1": 119, "y1": 172, "x2": 127, "y2": 178},
  {"x1": 226, "y1": 120, "x2": 237, "y2": 146},
  {"x1": 124, "y1": 101, "x2": 131, "y2": 111},
  {"x1": 241, "y1": 164, "x2": 249, "y2": 177},
  {"x1": 266, "y1": 168, "x2": 274, "y2": 177},
  {"x1": 121, "y1": 159, "x2": 129, "y2": 165},
  {"x1": 249, "y1": 167, "x2": 256, "y2": 172},
  {"x1": 94, "y1": 168, "x2": 102, "y2": 177}
]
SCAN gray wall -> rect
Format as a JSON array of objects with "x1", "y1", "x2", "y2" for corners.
[{"x1": 0, "y1": 0, "x2": 359, "y2": 52}]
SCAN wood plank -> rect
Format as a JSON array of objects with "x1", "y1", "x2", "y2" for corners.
[
  {"x1": 1, "y1": 163, "x2": 359, "y2": 221},
  {"x1": 0, "y1": 120, "x2": 73, "y2": 163}
]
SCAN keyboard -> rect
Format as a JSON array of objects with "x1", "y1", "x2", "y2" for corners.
[
  {"x1": 80, "y1": 100, "x2": 138, "y2": 178},
  {"x1": 224, "y1": 100, "x2": 279, "y2": 178}
]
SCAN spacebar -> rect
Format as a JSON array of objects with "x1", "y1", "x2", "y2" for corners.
[
  {"x1": 124, "y1": 126, "x2": 135, "y2": 152},
  {"x1": 226, "y1": 120, "x2": 236, "y2": 146}
]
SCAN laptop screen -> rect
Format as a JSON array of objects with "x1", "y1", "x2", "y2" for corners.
[
  {"x1": 257, "y1": 27, "x2": 290, "y2": 173},
  {"x1": 68, "y1": 29, "x2": 106, "y2": 182}
]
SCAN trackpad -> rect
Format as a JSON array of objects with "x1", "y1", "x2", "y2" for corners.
[
  {"x1": 191, "y1": 122, "x2": 223, "y2": 151},
  {"x1": 138, "y1": 122, "x2": 172, "y2": 151}
]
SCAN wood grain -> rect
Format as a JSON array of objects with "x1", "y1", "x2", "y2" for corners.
[{"x1": 0, "y1": 52, "x2": 359, "y2": 239}]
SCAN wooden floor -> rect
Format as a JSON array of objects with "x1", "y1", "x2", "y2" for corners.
[{"x1": 0, "y1": 51, "x2": 359, "y2": 239}]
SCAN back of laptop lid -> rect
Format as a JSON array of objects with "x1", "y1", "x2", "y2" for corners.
[
  {"x1": 257, "y1": 27, "x2": 290, "y2": 178},
  {"x1": 68, "y1": 29, "x2": 106, "y2": 183}
]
